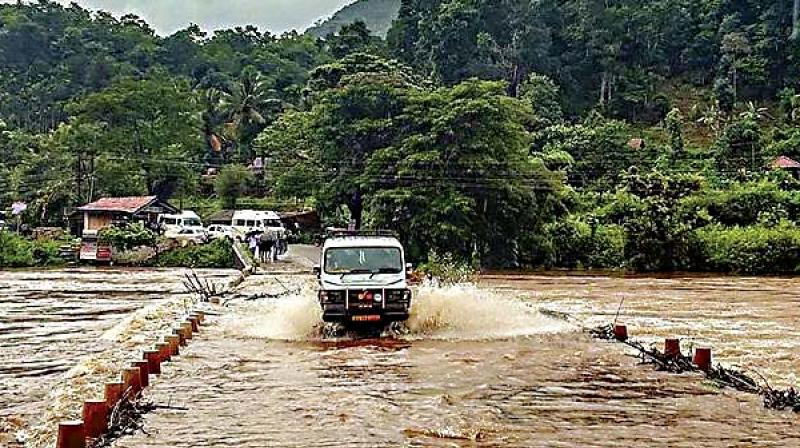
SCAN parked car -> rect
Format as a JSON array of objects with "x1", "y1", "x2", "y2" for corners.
[
  {"x1": 206, "y1": 224, "x2": 235, "y2": 240},
  {"x1": 158, "y1": 211, "x2": 204, "y2": 233},
  {"x1": 165, "y1": 227, "x2": 209, "y2": 245}
]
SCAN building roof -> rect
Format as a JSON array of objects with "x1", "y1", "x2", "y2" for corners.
[
  {"x1": 207, "y1": 209, "x2": 235, "y2": 222},
  {"x1": 773, "y1": 156, "x2": 800, "y2": 169},
  {"x1": 77, "y1": 196, "x2": 166, "y2": 214},
  {"x1": 628, "y1": 138, "x2": 645, "y2": 150}
]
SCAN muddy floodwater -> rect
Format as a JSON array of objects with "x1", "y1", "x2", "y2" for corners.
[
  {"x1": 107, "y1": 262, "x2": 799, "y2": 448},
  {"x1": 482, "y1": 273, "x2": 800, "y2": 387},
  {"x1": 0, "y1": 268, "x2": 237, "y2": 438},
  {"x1": 1, "y1": 257, "x2": 799, "y2": 447}
]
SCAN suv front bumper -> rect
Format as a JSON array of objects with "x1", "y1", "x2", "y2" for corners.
[{"x1": 319, "y1": 288, "x2": 411, "y2": 323}]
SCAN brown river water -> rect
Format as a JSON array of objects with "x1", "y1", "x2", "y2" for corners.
[
  {"x1": 2, "y1": 255, "x2": 799, "y2": 447},
  {"x1": 0, "y1": 268, "x2": 238, "y2": 446}
]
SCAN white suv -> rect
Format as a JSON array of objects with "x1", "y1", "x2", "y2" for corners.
[{"x1": 314, "y1": 231, "x2": 413, "y2": 324}]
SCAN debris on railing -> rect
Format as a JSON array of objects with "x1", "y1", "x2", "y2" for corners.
[
  {"x1": 762, "y1": 387, "x2": 800, "y2": 412},
  {"x1": 585, "y1": 321, "x2": 798, "y2": 414},
  {"x1": 182, "y1": 271, "x2": 223, "y2": 302}
]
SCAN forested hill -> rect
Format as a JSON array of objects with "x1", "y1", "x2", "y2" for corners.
[
  {"x1": 2, "y1": 0, "x2": 800, "y2": 273},
  {"x1": 389, "y1": 0, "x2": 800, "y2": 119},
  {"x1": 307, "y1": 0, "x2": 400, "y2": 37}
]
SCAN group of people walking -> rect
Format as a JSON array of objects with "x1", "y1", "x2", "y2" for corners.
[{"x1": 246, "y1": 230, "x2": 281, "y2": 263}]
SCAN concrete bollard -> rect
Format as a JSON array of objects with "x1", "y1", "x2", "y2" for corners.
[
  {"x1": 144, "y1": 350, "x2": 161, "y2": 375},
  {"x1": 693, "y1": 348, "x2": 713, "y2": 372},
  {"x1": 173, "y1": 327, "x2": 187, "y2": 347},
  {"x1": 82, "y1": 400, "x2": 108, "y2": 440},
  {"x1": 166, "y1": 334, "x2": 181, "y2": 355},
  {"x1": 181, "y1": 321, "x2": 194, "y2": 340},
  {"x1": 192, "y1": 311, "x2": 205, "y2": 324},
  {"x1": 104, "y1": 382, "x2": 124, "y2": 410},
  {"x1": 56, "y1": 421, "x2": 85, "y2": 448},
  {"x1": 133, "y1": 360, "x2": 150, "y2": 389},
  {"x1": 613, "y1": 324, "x2": 628, "y2": 341},
  {"x1": 157, "y1": 342, "x2": 171, "y2": 362},
  {"x1": 664, "y1": 338, "x2": 681, "y2": 358},
  {"x1": 122, "y1": 367, "x2": 142, "y2": 396}
]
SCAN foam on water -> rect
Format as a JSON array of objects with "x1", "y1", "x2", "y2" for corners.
[
  {"x1": 224, "y1": 291, "x2": 323, "y2": 341},
  {"x1": 406, "y1": 284, "x2": 572, "y2": 340},
  {"x1": 224, "y1": 282, "x2": 571, "y2": 342}
]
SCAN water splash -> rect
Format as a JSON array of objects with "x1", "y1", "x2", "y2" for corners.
[
  {"x1": 405, "y1": 284, "x2": 572, "y2": 340},
  {"x1": 224, "y1": 291, "x2": 324, "y2": 341},
  {"x1": 224, "y1": 283, "x2": 571, "y2": 342}
]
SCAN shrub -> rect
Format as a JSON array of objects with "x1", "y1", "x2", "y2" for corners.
[
  {"x1": 683, "y1": 181, "x2": 800, "y2": 227},
  {"x1": 150, "y1": 239, "x2": 234, "y2": 268},
  {"x1": 694, "y1": 222, "x2": 800, "y2": 274},
  {"x1": 0, "y1": 231, "x2": 66, "y2": 267},
  {"x1": 539, "y1": 218, "x2": 625, "y2": 269},
  {"x1": 98, "y1": 223, "x2": 157, "y2": 251},
  {"x1": 0, "y1": 231, "x2": 35, "y2": 267},
  {"x1": 417, "y1": 251, "x2": 474, "y2": 284}
]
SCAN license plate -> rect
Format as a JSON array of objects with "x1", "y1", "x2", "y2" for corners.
[{"x1": 352, "y1": 315, "x2": 381, "y2": 322}]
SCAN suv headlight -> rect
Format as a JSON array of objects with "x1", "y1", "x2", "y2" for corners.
[{"x1": 318, "y1": 290, "x2": 344, "y2": 303}]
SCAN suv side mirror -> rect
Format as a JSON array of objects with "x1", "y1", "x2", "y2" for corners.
[{"x1": 313, "y1": 265, "x2": 321, "y2": 277}]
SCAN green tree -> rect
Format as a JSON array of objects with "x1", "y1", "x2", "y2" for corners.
[
  {"x1": 665, "y1": 108, "x2": 685, "y2": 162},
  {"x1": 519, "y1": 73, "x2": 563, "y2": 129},
  {"x1": 260, "y1": 54, "x2": 414, "y2": 229},
  {"x1": 66, "y1": 73, "x2": 204, "y2": 199},
  {"x1": 617, "y1": 169, "x2": 705, "y2": 271},
  {"x1": 215, "y1": 164, "x2": 253, "y2": 209},
  {"x1": 367, "y1": 80, "x2": 560, "y2": 264},
  {"x1": 715, "y1": 114, "x2": 763, "y2": 174}
]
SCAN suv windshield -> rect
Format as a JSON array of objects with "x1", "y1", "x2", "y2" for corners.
[{"x1": 324, "y1": 247, "x2": 402, "y2": 274}]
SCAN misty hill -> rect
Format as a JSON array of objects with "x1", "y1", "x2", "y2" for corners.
[{"x1": 307, "y1": 0, "x2": 400, "y2": 38}]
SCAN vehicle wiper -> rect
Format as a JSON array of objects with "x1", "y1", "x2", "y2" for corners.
[
  {"x1": 369, "y1": 268, "x2": 398, "y2": 279},
  {"x1": 340, "y1": 269, "x2": 371, "y2": 279}
]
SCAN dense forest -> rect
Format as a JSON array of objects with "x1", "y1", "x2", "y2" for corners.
[{"x1": 1, "y1": 0, "x2": 800, "y2": 273}]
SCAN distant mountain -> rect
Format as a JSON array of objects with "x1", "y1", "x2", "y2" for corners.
[{"x1": 307, "y1": 0, "x2": 400, "y2": 38}]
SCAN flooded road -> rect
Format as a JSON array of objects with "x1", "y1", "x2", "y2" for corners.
[
  {"x1": 110, "y1": 254, "x2": 799, "y2": 447},
  {"x1": 482, "y1": 273, "x2": 800, "y2": 387},
  {"x1": 0, "y1": 268, "x2": 237, "y2": 443},
  {"x1": 2, "y1": 255, "x2": 799, "y2": 447}
]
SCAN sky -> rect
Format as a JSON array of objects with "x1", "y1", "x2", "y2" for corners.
[{"x1": 2, "y1": 0, "x2": 356, "y2": 35}]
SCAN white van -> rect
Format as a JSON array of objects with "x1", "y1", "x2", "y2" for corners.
[
  {"x1": 158, "y1": 211, "x2": 204, "y2": 233},
  {"x1": 231, "y1": 210, "x2": 285, "y2": 238}
]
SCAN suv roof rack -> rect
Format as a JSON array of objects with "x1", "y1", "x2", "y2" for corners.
[{"x1": 325, "y1": 229, "x2": 398, "y2": 239}]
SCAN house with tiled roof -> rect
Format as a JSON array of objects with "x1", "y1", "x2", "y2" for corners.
[
  {"x1": 77, "y1": 196, "x2": 178, "y2": 234},
  {"x1": 772, "y1": 156, "x2": 800, "y2": 179}
]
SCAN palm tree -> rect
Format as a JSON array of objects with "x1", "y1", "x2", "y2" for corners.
[
  {"x1": 223, "y1": 67, "x2": 282, "y2": 162},
  {"x1": 201, "y1": 87, "x2": 229, "y2": 157}
]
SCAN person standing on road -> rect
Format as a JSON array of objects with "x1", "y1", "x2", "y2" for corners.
[
  {"x1": 259, "y1": 231, "x2": 275, "y2": 263},
  {"x1": 247, "y1": 232, "x2": 259, "y2": 260}
]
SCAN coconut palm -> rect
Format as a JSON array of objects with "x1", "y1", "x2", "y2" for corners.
[{"x1": 222, "y1": 67, "x2": 283, "y2": 162}]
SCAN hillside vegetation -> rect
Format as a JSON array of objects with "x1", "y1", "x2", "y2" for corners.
[{"x1": 1, "y1": 0, "x2": 800, "y2": 273}]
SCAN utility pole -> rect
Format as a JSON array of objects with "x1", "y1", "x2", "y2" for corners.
[{"x1": 793, "y1": 0, "x2": 800, "y2": 40}]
